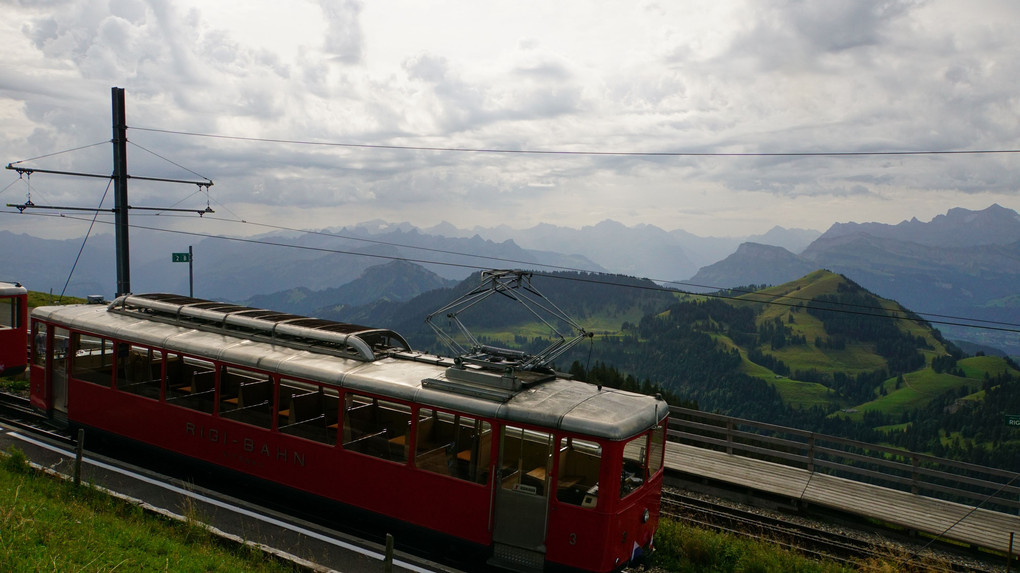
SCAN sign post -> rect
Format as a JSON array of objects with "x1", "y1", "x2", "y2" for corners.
[
  {"x1": 172, "y1": 246, "x2": 194, "y2": 297},
  {"x1": 1006, "y1": 415, "x2": 1020, "y2": 428}
]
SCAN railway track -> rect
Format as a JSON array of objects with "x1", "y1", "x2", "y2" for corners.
[
  {"x1": 662, "y1": 489, "x2": 1000, "y2": 573},
  {"x1": 0, "y1": 391, "x2": 73, "y2": 444}
]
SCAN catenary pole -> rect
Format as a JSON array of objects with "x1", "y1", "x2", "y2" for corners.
[{"x1": 112, "y1": 87, "x2": 131, "y2": 296}]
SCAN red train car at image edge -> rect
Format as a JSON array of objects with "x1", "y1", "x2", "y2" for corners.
[{"x1": 0, "y1": 281, "x2": 28, "y2": 376}]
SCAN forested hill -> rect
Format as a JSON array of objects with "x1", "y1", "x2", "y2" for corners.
[
  {"x1": 592, "y1": 270, "x2": 946, "y2": 408},
  {"x1": 328, "y1": 268, "x2": 1019, "y2": 470},
  {"x1": 571, "y1": 270, "x2": 1020, "y2": 470}
]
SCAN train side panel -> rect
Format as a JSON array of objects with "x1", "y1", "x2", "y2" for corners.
[{"x1": 65, "y1": 377, "x2": 495, "y2": 545}]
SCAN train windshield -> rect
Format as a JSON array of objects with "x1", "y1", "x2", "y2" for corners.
[
  {"x1": 0, "y1": 294, "x2": 21, "y2": 329},
  {"x1": 620, "y1": 421, "x2": 667, "y2": 499},
  {"x1": 556, "y1": 437, "x2": 602, "y2": 507}
]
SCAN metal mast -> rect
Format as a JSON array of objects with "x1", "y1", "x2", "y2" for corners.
[
  {"x1": 5, "y1": 87, "x2": 214, "y2": 299},
  {"x1": 112, "y1": 87, "x2": 130, "y2": 296}
]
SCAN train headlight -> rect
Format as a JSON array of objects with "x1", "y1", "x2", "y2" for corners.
[{"x1": 642, "y1": 508, "x2": 650, "y2": 523}]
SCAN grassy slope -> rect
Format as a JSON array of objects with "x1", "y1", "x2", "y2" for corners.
[
  {"x1": 0, "y1": 451, "x2": 293, "y2": 572},
  {"x1": 843, "y1": 356, "x2": 1020, "y2": 420},
  {"x1": 27, "y1": 291, "x2": 86, "y2": 307},
  {"x1": 717, "y1": 271, "x2": 959, "y2": 413},
  {"x1": 469, "y1": 295, "x2": 679, "y2": 345}
]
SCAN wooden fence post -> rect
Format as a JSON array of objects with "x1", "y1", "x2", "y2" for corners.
[
  {"x1": 1006, "y1": 531, "x2": 1013, "y2": 573},
  {"x1": 910, "y1": 454, "x2": 920, "y2": 495},
  {"x1": 807, "y1": 434, "x2": 815, "y2": 473},
  {"x1": 384, "y1": 533, "x2": 394, "y2": 573},
  {"x1": 73, "y1": 428, "x2": 85, "y2": 487}
]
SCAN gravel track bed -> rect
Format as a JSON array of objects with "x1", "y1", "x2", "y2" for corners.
[{"x1": 638, "y1": 486, "x2": 1010, "y2": 572}]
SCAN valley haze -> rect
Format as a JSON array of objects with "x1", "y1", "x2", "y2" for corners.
[{"x1": 2, "y1": 204, "x2": 1017, "y2": 354}]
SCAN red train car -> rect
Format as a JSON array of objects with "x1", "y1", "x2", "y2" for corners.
[
  {"x1": 29, "y1": 293, "x2": 668, "y2": 572},
  {"x1": 0, "y1": 281, "x2": 28, "y2": 376}
]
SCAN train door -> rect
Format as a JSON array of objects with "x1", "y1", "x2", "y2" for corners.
[
  {"x1": 490, "y1": 425, "x2": 554, "y2": 571},
  {"x1": 29, "y1": 321, "x2": 49, "y2": 411},
  {"x1": 50, "y1": 326, "x2": 69, "y2": 416}
]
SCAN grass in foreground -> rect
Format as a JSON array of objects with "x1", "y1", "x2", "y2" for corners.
[
  {"x1": 1, "y1": 442, "x2": 950, "y2": 573},
  {"x1": 0, "y1": 447, "x2": 297, "y2": 573}
]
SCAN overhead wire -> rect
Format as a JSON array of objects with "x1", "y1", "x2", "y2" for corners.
[
  {"x1": 3, "y1": 207, "x2": 1018, "y2": 336},
  {"x1": 53, "y1": 207, "x2": 1016, "y2": 332},
  {"x1": 0, "y1": 177, "x2": 23, "y2": 197},
  {"x1": 127, "y1": 140, "x2": 213, "y2": 182},
  {"x1": 6, "y1": 125, "x2": 1019, "y2": 334},
  {"x1": 6, "y1": 140, "x2": 110, "y2": 165},
  {"x1": 129, "y1": 126, "x2": 1020, "y2": 158},
  {"x1": 119, "y1": 125, "x2": 1020, "y2": 328},
  {"x1": 59, "y1": 176, "x2": 114, "y2": 302}
]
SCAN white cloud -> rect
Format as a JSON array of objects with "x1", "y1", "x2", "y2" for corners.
[
  {"x1": 321, "y1": 0, "x2": 364, "y2": 64},
  {"x1": 0, "y1": 0, "x2": 1018, "y2": 242}
]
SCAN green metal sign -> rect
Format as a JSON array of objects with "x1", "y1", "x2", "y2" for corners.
[
  {"x1": 1006, "y1": 414, "x2": 1020, "y2": 427},
  {"x1": 171, "y1": 252, "x2": 190, "y2": 263}
]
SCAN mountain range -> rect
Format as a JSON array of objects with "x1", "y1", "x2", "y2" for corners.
[
  {"x1": 3, "y1": 203, "x2": 1017, "y2": 354},
  {"x1": 690, "y1": 204, "x2": 1020, "y2": 354},
  {"x1": 0, "y1": 215, "x2": 817, "y2": 300}
]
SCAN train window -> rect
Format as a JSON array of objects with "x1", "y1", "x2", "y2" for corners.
[
  {"x1": 620, "y1": 433, "x2": 649, "y2": 499},
  {"x1": 342, "y1": 393, "x2": 410, "y2": 463},
  {"x1": 165, "y1": 355, "x2": 217, "y2": 414},
  {"x1": 556, "y1": 437, "x2": 602, "y2": 507},
  {"x1": 648, "y1": 421, "x2": 667, "y2": 476},
  {"x1": 0, "y1": 295, "x2": 16, "y2": 328},
  {"x1": 276, "y1": 379, "x2": 339, "y2": 445},
  {"x1": 499, "y1": 426, "x2": 553, "y2": 496},
  {"x1": 69, "y1": 334, "x2": 114, "y2": 388},
  {"x1": 116, "y1": 345, "x2": 162, "y2": 400},
  {"x1": 414, "y1": 408, "x2": 491, "y2": 484},
  {"x1": 32, "y1": 322, "x2": 47, "y2": 367},
  {"x1": 51, "y1": 326, "x2": 69, "y2": 382},
  {"x1": 217, "y1": 366, "x2": 274, "y2": 428}
]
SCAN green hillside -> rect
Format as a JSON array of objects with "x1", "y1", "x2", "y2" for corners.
[
  {"x1": 670, "y1": 271, "x2": 951, "y2": 413},
  {"x1": 553, "y1": 270, "x2": 1020, "y2": 470},
  {"x1": 843, "y1": 355, "x2": 1019, "y2": 418},
  {"x1": 747, "y1": 271, "x2": 944, "y2": 373}
]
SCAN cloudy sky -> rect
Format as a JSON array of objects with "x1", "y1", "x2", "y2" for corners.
[{"x1": 1, "y1": 0, "x2": 1019, "y2": 242}]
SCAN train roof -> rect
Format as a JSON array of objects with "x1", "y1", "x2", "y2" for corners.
[
  {"x1": 32, "y1": 295, "x2": 667, "y2": 440},
  {"x1": 0, "y1": 282, "x2": 27, "y2": 296}
]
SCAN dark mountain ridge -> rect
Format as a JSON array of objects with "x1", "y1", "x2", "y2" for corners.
[
  {"x1": 687, "y1": 242, "x2": 817, "y2": 290},
  {"x1": 243, "y1": 260, "x2": 457, "y2": 316},
  {"x1": 820, "y1": 203, "x2": 1020, "y2": 247},
  {"x1": 687, "y1": 205, "x2": 1020, "y2": 354}
]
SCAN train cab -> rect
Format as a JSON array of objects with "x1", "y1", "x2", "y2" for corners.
[
  {"x1": 0, "y1": 281, "x2": 28, "y2": 377},
  {"x1": 28, "y1": 292, "x2": 668, "y2": 573},
  {"x1": 489, "y1": 413, "x2": 667, "y2": 571}
]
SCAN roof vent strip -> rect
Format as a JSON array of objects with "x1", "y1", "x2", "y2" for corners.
[{"x1": 107, "y1": 293, "x2": 397, "y2": 361}]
